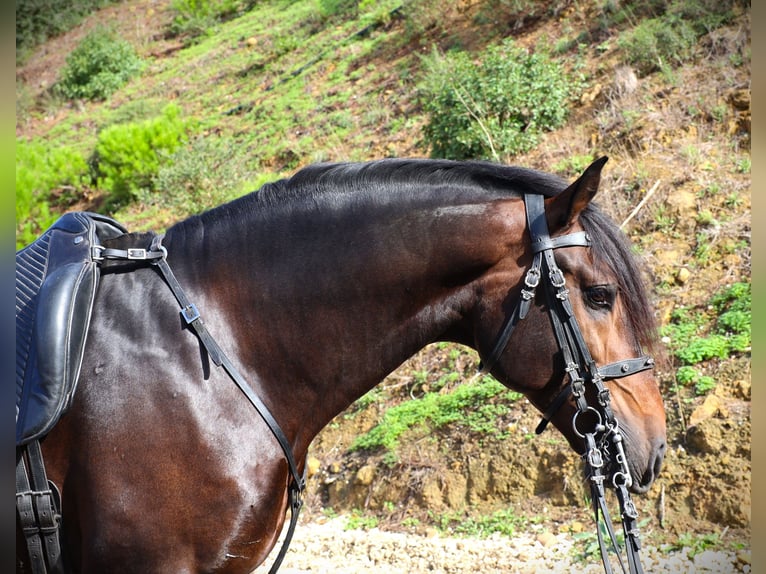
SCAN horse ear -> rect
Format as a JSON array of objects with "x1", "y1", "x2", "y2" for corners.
[{"x1": 546, "y1": 156, "x2": 608, "y2": 233}]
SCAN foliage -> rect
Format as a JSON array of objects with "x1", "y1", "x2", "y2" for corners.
[
  {"x1": 93, "y1": 104, "x2": 193, "y2": 207},
  {"x1": 15, "y1": 0, "x2": 118, "y2": 61},
  {"x1": 16, "y1": 139, "x2": 90, "y2": 249},
  {"x1": 661, "y1": 282, "x2": 750, "y2": 394},
  {"x1": 151, "y1": 134, "x2": 271, "y2": 214},
  {"x1": 317, "y1": 0, "x2": 359, "y2": 19},
  {"x1": 618, "y1": 14, "x2": 697, "y2": 77},
  {"x1": 344, "y1": 509, "x2": 379, "y2": 530},
  {"x1": 662, "y1": 531, "x2": 724, "y2": 557},
  {"x1": 350, "y1": 377, "x2": 522, "y2": 452},
  {"x1": 418, "y1": 39, "x2": 580, "y2": 161},
  {"x1": 54, "y1": 27, "x2": 144, "y2": 101},
  {"x1": 169, "y1": 0, "x2": 256, "y2": 40},
  {"x1": 675, "y1": 366, "x2": 716, "y2": 396},
  {"x1": 433, "y1": 507, "x2": 527, "y2": 538}
]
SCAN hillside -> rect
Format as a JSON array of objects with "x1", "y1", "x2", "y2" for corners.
[{"x1": 16, "y1": 0, "x2": 751, "y2": 569}]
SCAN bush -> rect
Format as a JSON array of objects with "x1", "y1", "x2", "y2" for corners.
[
  {"x1": 93, "y1": 104, "x2": 192, "y2": 207},
  {"x1": 151, "y1": 135, "x2": 266, "y2": 214},
  {"x1": 16, "y1": 0, "x2": 117, "y2": 61},
  {"x1": 618, "y1": 15, "x2": 697, "y2": 77},
  {"x1": 55, "y1": 26, "x2": 143, "y2": 101},
  {"x1": 418, "y1": 40, "x2": 579, "y2": 161},
  {"x1": 169, "y1": 0, "x2": 256, "y2": 39},
  {"x1": 16, "y1": 139, "x2": 89, "y2": 249}
]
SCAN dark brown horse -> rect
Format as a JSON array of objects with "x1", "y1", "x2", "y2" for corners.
[{"x1": 21, "y1": 157, "x2": 665, "y2": 573}]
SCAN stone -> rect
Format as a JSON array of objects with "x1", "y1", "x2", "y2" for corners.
[
  {"x1": 306, "y1": 456, "x2": 321, "y2": 478},
  {"x1": 355, "y1": 464, "x2": 375, "y2": 486}
]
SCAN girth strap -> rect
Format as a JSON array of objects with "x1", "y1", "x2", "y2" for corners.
[{"x1": 16, "y1": 440, "x2": 63, "y2": 574}]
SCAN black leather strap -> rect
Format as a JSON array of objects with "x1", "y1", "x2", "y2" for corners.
[
  {"x1": 598, "y1": 357, "x2": 655, "y2": 380},
  {"x1": 521, "y1": 192, "x2": 648, "y2": 574},
  {"x1": 147, "y1": 235, "x2": 305, "y2": 573},
  {"x1": 16, "y1": 441, "x2": 63, "y2": 574}
]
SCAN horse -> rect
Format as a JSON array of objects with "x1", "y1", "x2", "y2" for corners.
[{"x1": 17, "y1": 156, "x2": 666, "y2": 573}]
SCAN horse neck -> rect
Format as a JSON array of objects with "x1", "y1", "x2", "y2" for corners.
[{"x1": 164, "y1": 193, "x2": 523, "y2": 449}]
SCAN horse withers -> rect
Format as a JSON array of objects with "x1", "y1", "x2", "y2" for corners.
[{"x1": 17, "y1": 157, "x2": 665, "y2": 573}]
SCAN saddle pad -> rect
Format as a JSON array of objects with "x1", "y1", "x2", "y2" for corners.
[{"x1": 16, "y1": 212, "x2": 127, "y2": 445}]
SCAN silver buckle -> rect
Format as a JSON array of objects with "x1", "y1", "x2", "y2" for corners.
[
  {"x1": 127, "y1": 248, "x2": 147, "y2": 260},
  {"x1": 181, "y1": 304, "x2": 201, "y2": 324}
]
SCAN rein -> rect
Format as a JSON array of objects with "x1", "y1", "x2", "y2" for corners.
[
  {"x1": 96, "y1": 238, "x2": 305, "y2": 574},
  {"x1": 480, "y1": 194, "x2": 653, "y2": 574}
]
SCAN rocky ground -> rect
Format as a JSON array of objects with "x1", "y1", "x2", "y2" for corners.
[{"x1": 257, "y1": 514, "x2": 750, "y2": 573}]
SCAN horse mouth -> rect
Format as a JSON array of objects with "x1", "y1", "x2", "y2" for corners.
[{"x1": 622, "y1": 445, "x2": 665, "y2": 494}]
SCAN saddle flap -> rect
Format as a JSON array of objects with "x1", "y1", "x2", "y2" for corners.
[{"x1": 16, "y1": 212, "x2": 127, "y2": 446}]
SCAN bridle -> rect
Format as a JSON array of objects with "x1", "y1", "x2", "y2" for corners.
[{"x1": 479, "y1": 193, "x2": 655, "y2": 574}]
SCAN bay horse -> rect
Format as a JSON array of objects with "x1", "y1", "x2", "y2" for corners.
[{"x1": 18, "y1": 157, "x2": 666, "y2": 573}]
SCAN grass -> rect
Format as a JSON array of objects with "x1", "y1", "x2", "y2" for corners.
[
  {"x1": 349, "y1": 376, "x2": 523, "y2": 453},
  {"x1": 431, "y1": 507, "x2": 530, "y2": 538}
]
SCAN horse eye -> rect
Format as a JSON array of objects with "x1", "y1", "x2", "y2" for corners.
[{"x1": 585, "y1": 285, "x2": 616, "y2": 310}]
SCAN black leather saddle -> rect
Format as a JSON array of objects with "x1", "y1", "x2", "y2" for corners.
[{"x1": 16, "y1": 212, "x2": 127, "y2": 446}]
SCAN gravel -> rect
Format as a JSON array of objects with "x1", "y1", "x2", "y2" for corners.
[{"x1": 254, "y1": 516, "x2": 750, "y2": 574}]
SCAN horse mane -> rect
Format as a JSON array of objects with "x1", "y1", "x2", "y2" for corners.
[
  {"x1": 256, "y1": 158, "x2": 568, "y2": 206},
  {"x1": 183, "y1": 158, "x2": 657, "y2": 352}
]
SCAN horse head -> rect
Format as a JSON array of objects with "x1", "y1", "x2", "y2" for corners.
[{"x1": 476, "y1": 158, "x2": 666, "y2": 494}]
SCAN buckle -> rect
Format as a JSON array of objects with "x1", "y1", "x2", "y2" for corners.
[
  {"x1": 127, "y1": 248, "x2": 147, "y2": 260},
  {"x1": 181, "y1": 304, "x2": 201, "y2": 324}
]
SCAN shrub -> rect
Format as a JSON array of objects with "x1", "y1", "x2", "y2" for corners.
[
  {"x1": 418, "y1": 40, "x2": 579, "y2": 161},
  {"x1": 93, "y1": 104, "x2": 192, "y2": 207},
  {"x1": 169, "y1": 0, "x2": 256, "y2": 39},
  {"x1": 618, "y1": 15, "x2": 697, "y2": 77},
  {"x1": 151, "y1": 135, "x2": 267, "y2": 214},
  {"x1": 16, "y1": 139, "x2": 89, "y2": 249},
  {"x1": 55, "y1": 26, "x2": 143, "y2": 101}
]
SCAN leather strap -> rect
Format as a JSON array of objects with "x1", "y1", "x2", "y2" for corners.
[
  {"x1": 147, "y1": 235, "x2": 305, "y2": 573},
  {"x1": 16, "y1": 440, "x2": 63, "y2": 574}
]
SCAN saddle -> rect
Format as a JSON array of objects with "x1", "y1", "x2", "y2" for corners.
[{"x1": 16, "y1": 212, "x2": 128, "y2": 445}]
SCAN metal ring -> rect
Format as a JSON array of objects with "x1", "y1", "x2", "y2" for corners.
[
  {"x1": 612, "y1": 471, "x2": 632, "y2": 489},
  {"x1": 572, "y1": 407, "x2": 603, "y2": 438}
]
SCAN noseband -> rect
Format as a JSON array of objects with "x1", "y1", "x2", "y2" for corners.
[{"x1": 480, "y1": 194, "x2": 654, "y2": 574}]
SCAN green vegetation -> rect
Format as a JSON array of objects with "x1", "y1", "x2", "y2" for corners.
[
  {"x1": 15, "y1": 0, "x2": 119, "y2": 61},
  {"x1": 344, "y1": 509, "x2": 379, "y2": 530},
  {"x1": 93, "y1": 103, "x2": 194, "y2": 207},
  {"x1": 55, "y1": 27, "x2": 144, "y2": 101},
  {"x1": 169, "y1": 0, "x2": 257, "y2": 41},
  {"x1": 350, "y1": 377, "x2": 523, "y2": 453},
  {"x1": 418, "y1": 39, "x2": 581, "y2": 161},
  {"x1": 16, "y1": 140, "x2": 90, "y2": 249},
  {"x1": 618, "y1": 15, "x2": 697, "y2": 77},
  {"x1": 432, "y1": 507, "x2": 529, "y2": 538},
  {"x1": 661, "y1": 531, "x2": 724, "y2": 557},
  {"x1": 151, "y1": 134, "x2": 277, "y2": 213},
  {"x1": 662, "y1": 282, "x2": 751, "y2": 394}
]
